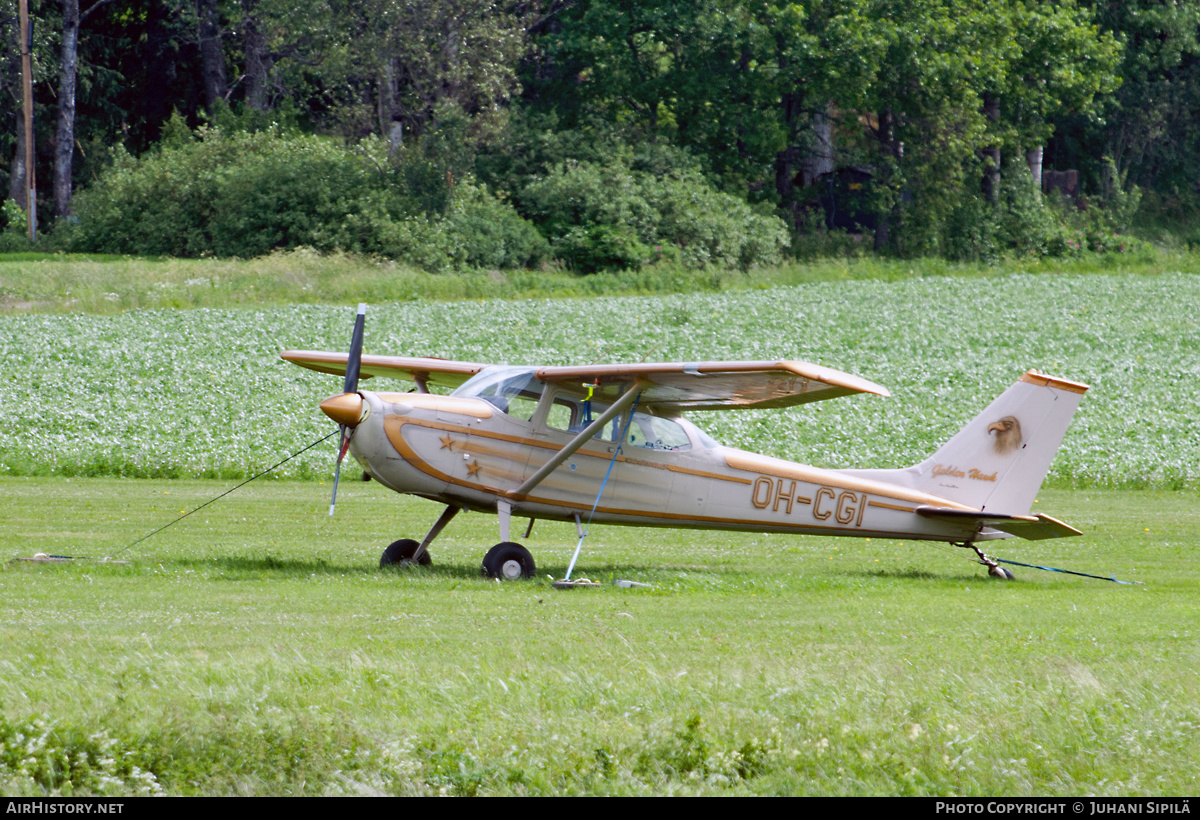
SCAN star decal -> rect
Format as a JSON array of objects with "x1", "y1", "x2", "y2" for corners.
[
  {"x1": 439, "y1": 435, "x2": 456, "y2": 451},
  {"x1": 466, "y1": 460, "x2": 481, "y2": 478}
]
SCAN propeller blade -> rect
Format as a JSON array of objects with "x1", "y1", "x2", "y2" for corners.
[
  {"x1": 329, "y1": 426, "x2": 351, "y2": 515},
  {"x1": 330, "y1": 303, "x2": 366, "y2": 516},
  {"x1": 343, "y1": 303, "x2": 366, "y2": 395}
]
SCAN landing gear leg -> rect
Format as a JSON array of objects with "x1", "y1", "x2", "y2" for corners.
[
  {"x1": 958, "y1": 541, "x2": 1015, "y2": 579},
  {"x1": 412, "y1": 504, "x2": 460, "y2": 563},
  {"x1": 482, "y1": 501, "x2": 536, "y2": 580},
  {"x1": 379, "y1": 504, "x2": 459, "y2": 568}
]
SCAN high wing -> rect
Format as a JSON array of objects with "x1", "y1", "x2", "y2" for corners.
[
  {"x1": 535, "y1": 361, "x2": 890, "y2": 412},
  {"x1": 282, "y1": 351, "x2": 889, "y2": 411},
  {"x1": 281, "y1": 351, "x2": 489, "y2": 391}
]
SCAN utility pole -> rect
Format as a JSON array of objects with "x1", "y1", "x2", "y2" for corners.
[{"x1": 19, "y1": 0, "x2": 37, "y2": 242}]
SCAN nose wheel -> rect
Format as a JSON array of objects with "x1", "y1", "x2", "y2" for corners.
[
  {"x1": 481, "y1": 542, "x2": 536, "y2": 580},
  {"x1": 380, "y1": 538, "x2": 432, "y2": 567}
]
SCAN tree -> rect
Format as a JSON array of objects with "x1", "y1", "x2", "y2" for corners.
[
  {"x1": 360, "y1": 0, "x2": 533, "y2": 143},
  {"x1": 1083, "y1": 0, "x2": 1200, "y2": 195},
  {"x1": 195, "y1": 0, "x2": 227, "y2": 108},
  {"x1": 983, "y1": 0, "x2": 1119, "y2": 194},
  {"x1": 3, "y1": 0, "x2": 56, "y2": 213},
  {"x1": 54, "y1": 0, "x2": 119, "y2": 217}
]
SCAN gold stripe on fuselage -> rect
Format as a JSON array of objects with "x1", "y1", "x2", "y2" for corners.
[
  {"x1": 723, "y1": 451, "x2": 974, "y2": 510},
  {"x1": 381, "y1": 415, "x2": 971, "y2": 539}
]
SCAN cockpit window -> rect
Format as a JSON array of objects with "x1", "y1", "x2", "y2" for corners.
[
  {"x1": 452, "y1": 368, "x2": 720, "y2": 450},
  {"x1": 627, "y1": 412, "x2": 692, "y2": 451},
  {"x1": 452, "y1": 367, "x2": 544, "y2": 420},
  {"x1": 542, "y1": 391, "x2": 626, "y2": 442}
]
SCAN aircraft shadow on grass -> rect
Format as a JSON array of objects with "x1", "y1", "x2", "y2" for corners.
[
  {"x1": 171, "y1": 555, "x2": 508, "y2": 581},
  {"x1": 169, "y1": 555, "x2": 735, "y2": 584},
  {"x1": 846, "y1": 566, "x2": 984, "y2": 582}
]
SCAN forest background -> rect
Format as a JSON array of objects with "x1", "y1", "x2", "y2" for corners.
[{"x1": 2, "y1": 0, "x2": 1199, "y2": 271}]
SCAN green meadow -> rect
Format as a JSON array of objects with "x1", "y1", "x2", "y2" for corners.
[
  {"x1": 1, "y1": 256, "x2": 1198, "y2": 795},
  {"x1": 2, "y1": 481, "x2": 1196, "y2": 796}
]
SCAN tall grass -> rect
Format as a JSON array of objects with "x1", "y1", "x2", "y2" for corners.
[{"x1": 2, "y1": 246, "x2": 1196, "y2": 315}]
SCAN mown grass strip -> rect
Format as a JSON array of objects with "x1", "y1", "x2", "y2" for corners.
[{"x1": 1, "y1": 480, "x2": 1196, "y2": 795}]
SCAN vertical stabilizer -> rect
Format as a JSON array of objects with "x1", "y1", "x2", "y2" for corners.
[
  {"x1": 844, "y1": 371, "x2": 1087, "y2": 514},
  {"x1": 913, "y1": 372, "x2": 1087, "y2": 512}
]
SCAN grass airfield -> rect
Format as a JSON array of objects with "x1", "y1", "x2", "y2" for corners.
[
  {"x1": 2, "y1": 257, "x2": 1198, "y2": 794},
  {"x1": 2, "y1": 477, "x2": 1197, "y2": 795}
]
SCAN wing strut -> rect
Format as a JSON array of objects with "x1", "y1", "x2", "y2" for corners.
[
  {"x1": 507, "y1": 383, "x2": 643, "y2": 499},
  {"x1": 565, "y1": 393, "x2": 641, "y2": 581}
]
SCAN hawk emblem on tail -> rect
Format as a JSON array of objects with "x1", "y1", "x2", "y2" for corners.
[{"x1": 987, "y1": 416, "x2": 1022, "y2": 454}]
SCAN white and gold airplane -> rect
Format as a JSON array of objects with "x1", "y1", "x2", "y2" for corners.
[{"x1": 282, "y1": 305, "x2": 1088, "y2": 581}]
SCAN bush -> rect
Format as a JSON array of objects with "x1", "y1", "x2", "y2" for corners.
[
  {"x1": 556, "y1": 224, "x2": 651, "y2": 272},
  {"x1": 939, "y1": 166, "x2": 1150, "y2": 263},
  {"x1": 442, "y1": 182, "x2": 552, "y2": 269},
  {"x1": 66, "y1": 128, "x2": 544, "y2": 271},
  {"x1": 517, "y1": 159, "x2": 787, "y2": 272},
  {"x1": 479, "y1": 116, "x2": 786, "y2": 271},
  {"x1": 69, "y1": 130, "x2": 385, "y2": 258},
  {"x1": 940, "y1": 192, "x2": 1001, "y2": 263}
]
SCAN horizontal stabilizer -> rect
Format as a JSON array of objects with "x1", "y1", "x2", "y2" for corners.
[{"x1": 915, "y1": 506, "x2": 1082, "y2": 540}]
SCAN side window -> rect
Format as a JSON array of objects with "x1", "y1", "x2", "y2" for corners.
[
  {"x1": 546, "y1": 400, "x2": 577, "y2": 431},
  {"x1": 649, "y1": 416, "x2": 692, "y2": 450},
  {"x1": 595, "y1": 414, "x2": 622, "y2": 442},
  {"x1": 543, "y1": 395, "x2": 620, "y2": 441},
  {"x1": 626, "y1": 412, "x2": 692, "y2": 451},
  {"x1": 505, "y1": 393, "x2": 540, "y2": 421}
]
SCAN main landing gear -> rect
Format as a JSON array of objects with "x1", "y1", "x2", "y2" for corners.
[
  {"x1": 481, "y1": 542, "x2": 536, "y2": 580},
  {"x1": 379, "y1": 538, "x2": 431, "y2": 567},
  {"x1": 478, "y1": 499, "x2": 536, "y2": 580},
  {"x1": 379, "y1": 505, "x2": 460, "y2": 568},
  {"x1": 377, "y1": 503, "x2": 538, "y2": 580}
]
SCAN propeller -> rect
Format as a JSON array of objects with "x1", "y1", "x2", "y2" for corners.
[{"x1": 324, "y1": 303, "x2": 367, "y2": 515}]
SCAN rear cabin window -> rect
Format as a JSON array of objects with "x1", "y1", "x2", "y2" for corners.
[{"x1": 627, "y1": 412, "x2": 692, "y2": 451}]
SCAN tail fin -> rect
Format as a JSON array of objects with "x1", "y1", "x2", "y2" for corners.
[
  {"x1": 913, "y1": 371, "x2": 1087, "y2": 512},
  {"x1": 847, "y1": 371, "x2": 1088, "y2": 514}
]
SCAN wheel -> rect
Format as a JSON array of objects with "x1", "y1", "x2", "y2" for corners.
[
  {"x1": 481, "y1": 542, "x2": 536, "y2": 580},
  {"x1": 380, "y1": 538, "x2": 431, "y2": 568},
  {"x1": 988, "y1": 565, "x2": 1014, "y2": 580}
]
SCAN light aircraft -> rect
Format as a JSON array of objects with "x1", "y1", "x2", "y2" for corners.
[{"x1": 282, "y1": 304, "x2": 1088, "y2": 581}]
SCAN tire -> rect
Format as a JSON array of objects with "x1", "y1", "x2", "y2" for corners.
[
  {"x1": 380, "y1": 538, "x2": 432, "y2": 568},
  {"x1": 480, "y1": 542, "x2": 536, "y2": 580}
]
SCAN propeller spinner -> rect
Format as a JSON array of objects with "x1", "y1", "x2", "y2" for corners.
[{"x1": 325, "y1": 303, "x2": 367, "y2": 515}]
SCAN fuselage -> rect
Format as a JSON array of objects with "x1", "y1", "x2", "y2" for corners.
[{"x1": 344, "y1": 373, "x2": 981, "y2": 544}]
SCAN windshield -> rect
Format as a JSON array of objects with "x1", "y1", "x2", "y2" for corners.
[
  {"x1": 451, "y1": 367, "x2": 545, "y2": 420},
  {"x1": 452, "y1": 367, "x2": 723, "y2": 449}
]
